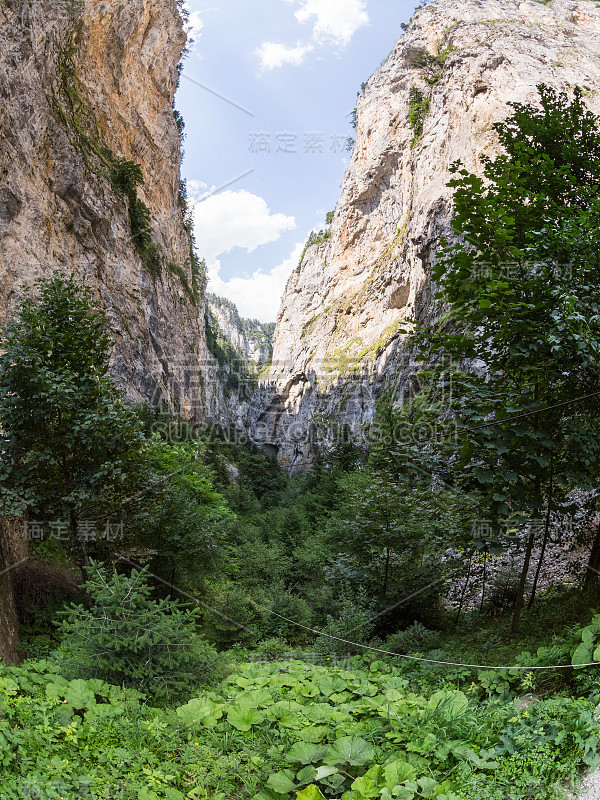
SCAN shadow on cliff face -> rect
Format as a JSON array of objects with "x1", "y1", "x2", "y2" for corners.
[{"x1": 248, "y1": 275, "x2": 440, "y2": 471}]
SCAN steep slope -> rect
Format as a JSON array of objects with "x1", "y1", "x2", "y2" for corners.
[
  {"x1": 204, "y1": 294, "x2": 274, "y2": 434},
  {"x1": 207, "y1": 294, "x2": 274, "y2": 366},
  {"x1": 249, "y1": 0, "x2": 600, "y2": 468},
  {"x1": 0, "y1": 0, "x2": 215, "y2": 422}
]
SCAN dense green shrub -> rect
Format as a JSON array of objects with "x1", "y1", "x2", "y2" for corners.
[
  {"x1": 385, "y1": 622, "x2": 441, "y2": 655},
  {"x1": 58, "y1": 562, "x2": 222, "y2": 703},
  {"x1": 408, "y1": 86, "x2": 430, "y2": 141},
  {"x1": 314, "y1": 590, "x2": 374, "y2": 657}
]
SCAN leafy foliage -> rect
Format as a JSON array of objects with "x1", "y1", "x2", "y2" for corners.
[
  {"x1": 414, "y1": 84, "x2": 600, "y2": 628},
  {"x1": 1, "y1": 648, "x2": 597, "y2": 799},
  {"x1": 58, "y1": 562, "x2": 222, "y2": 704},
  {"x1": 0, "y1": 274, "x2": 145, "y2": 571},
  {"x1": 128, "y1": 438, "x2": 231, "y2": 586},
  {"x1": 407, "y1": 87, "x2": 430, "y2": 142}
]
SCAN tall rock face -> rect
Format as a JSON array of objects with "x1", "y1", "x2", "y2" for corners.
[
  {"x1": 0, "y1": 0, "x2": 214, "y2": 421},
  {"x1": 205, "y1": 294, "x2": 275, "y2": 435},
  {"x1": 207, "y1": 295, "x2": 274, "y2": 366},
  {"x1": 249, "y1": 0, "x2": 600, "y2": 469}
]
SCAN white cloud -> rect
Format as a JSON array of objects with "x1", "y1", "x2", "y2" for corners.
[
  {"x1": 189, "y1": 188, "x2": 297, "y2": 319},
  {"x1": 256, "y1": 41, "x2": 314, "y2": 70},
  {"x1": 181, "y1": 2, "x2": 204, "y2": 48},
  {"x1": 256, "y1": 0, "x2": 369, "y2": 70},
  {"x1": 191, "y1": 189, "x2": 296, "y2": 264},
  {"x1": 186, "y1": 179, "x2": 209, "y2": 196},
  {"x1": 209, "y1": 242, "x2": 305, "y2": 322},
  {"x1": 187, "y1": 11, "x2": 204, "y2": 42},
  {"x1": 295, "y1": 0, "x2": 369, "y2": 47}
]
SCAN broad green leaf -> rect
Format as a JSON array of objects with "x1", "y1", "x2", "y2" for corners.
[
  {"x1": 84, "y1": 678, "x2": 111, "y2": 696},
  {"x1": 384, "y1": 760, "x2": 416, "y2": 786},
  {"x1": 286, "y1": 742, "x2": 328, "y2": 765},
  {"x1": 314, "y1": 766, "x2": 339, "y2": 781},
  {"x1": 267, "y1": 770, "x2": 296, "y2": 794},
  {"x1": 325, "y1": 735, "x2": 375, "y2": 766},
  {"x1": 297, "y1": 725, "x2": 330, "y2": 743},
  {"x1": 427, "y1": 690, "x2": 468, "y2": 718},
  {"x1": 329, "y1": 691, "x2": 351, "y2": 703},
  {"x1": 65, "y1": 679, "x2": 97, "y2": 710},
  {"x1": 302, "y1": 704, "x2": 338, "y2": 724},
  {"x1": 298, "y1": 683, "x2": 320, "y2": 697},
  {"x1": 176, "y1": 699, "x2": 223, "y2": 727},
  {"x1": 296, "y1": 786, "x2": 327, "y2": 800},
  {"x1": 417, "y1": 777, "x2": 438, "y2": 796},
  {"x1": 369, "y1": 660, "x2": 389, "y2": 673},
  {"x1": 242, "y1": 689, "x2": 274, "y2": 708},
  {"x1": 382, "y1": 787, "x2": 416, "y2": 800},
  {"x1": 572, "y1": 642, "x2": 592, "y2": 667},
  {"x1": 296, "y1": 765, "x2": 317, "y2": 785},
  {"x1": 227, "y1": 705, "x2": 264, "y2": 731},
  {"x1": 385, "y1": 689, "x2": 404, "y2": 702},
  {"x1": 266, "y1": 701, "x2": 303, "y2": 728},
  {"x1": 251, "y1": 789, "x2": 288, "y2": 800},
  {"x1": 138, "y1": 789, "x2": 160, "y2": 800},
  {"x1": 350, "y1": 775, "x2": 380, "y2": 798},
  {"x1": 85, "y1": 704, "x2": 123, "y2": 720},
  {"x1": 317, "y1": 676, "x2": 347, "y2": 696},
  {"x1": 581, "y1": 627, "x2": 596, "y2": 645}
]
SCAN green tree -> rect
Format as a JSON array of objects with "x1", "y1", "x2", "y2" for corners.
[
  {"x1": 417, "y1": 85, "x2": 600, "y2": 629},
  {"x1": 59, "y1": 562, "x2": 220, "y2": 703},
  {"x1": 131, "y1": 439, "x2": 231, "y2": 587},
  {"x1": 327, "y1": 467, "x2": 470, "y2": 632},
  {"x1": 0, "y1": 274, "x2": 145, "y2": 576}
]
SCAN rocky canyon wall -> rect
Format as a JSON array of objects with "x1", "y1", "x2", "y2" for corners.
[
  {"x1": 0, "y1": 0, "x2": 216, "y2": 421},
  {"x1": 249, "y1": 0, "x2": 600, "y2": 469}
]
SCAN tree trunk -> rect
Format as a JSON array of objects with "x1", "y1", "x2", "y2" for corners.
[
  {"x1": 0, "y1": 516, "x2": 26, "y2": 664},
  {"x1": 382, "y1": 546, "x2": 391, "y2": 602},
  {"x1": 455, "y1": 551, "x2": 473, "y2": 625},
  {"x1": 69, "y1": 510, "x2": 89, "y2": 583},
  {"x1": 511, "y1": 524, "x2": 536, "y2": 632},
  {"x1": 479, "y1": 549, "x2": 488, "y2": 614},
  {"x1": 528, "y1": 456, "x2": 553, "y2": 609},
  {"x1": 512, "y1": 387, "x2": 541, "y2": 632},
  {"x1": 584, "y1": 516, "x2": 600, "y2": 587}
]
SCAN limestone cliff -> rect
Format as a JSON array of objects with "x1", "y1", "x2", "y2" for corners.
[
  {"x1": 249, "y1": 0, "x2": 600, "y2": 469},
  {"x1": 0, "y1": 0, "x2": 214, "y2": 421},
  {"x1": 205, "y1": 294, "x2": 274, "y2": 434},
  {"x1": 207, "y1": 294, "x2": 274, "y2": 367}
]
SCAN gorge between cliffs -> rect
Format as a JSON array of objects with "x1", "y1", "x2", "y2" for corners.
[{"x1": 3, "y1": 1, "x2": 600, "y2": 799}]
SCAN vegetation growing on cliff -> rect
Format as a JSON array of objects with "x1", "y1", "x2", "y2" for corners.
[
  {"x1": 407, "y1": 45, "x2": 453, "y2": 144},
  {"x1": 2, "y1": 272, "x2": 600, "y2": 798},
  {"x1": 6, "y1": 45, "x2": 600, "y2": 800},
  {"x1": 408, "y1": 87, "x2": 431, "y2": 144},
  {"x1": 55, "y1": 13, "x2": 200, "y2": 292}
]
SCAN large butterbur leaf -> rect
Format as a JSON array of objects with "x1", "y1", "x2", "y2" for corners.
[
  {"x1": 572, "y1": 642, "x2": 592, "y2": 667},
  {"x1": 266, "y1": 770, "x2": 296, "y2": 793},
  {"x1": 427, "y1": 690, "x2": 468, "y2": 718},
  {"x1": 324, "y1": 735, "x2": 375, "y2": 766},
  {"x1": 227, "y1": 705, "x2": 264, "y2": 731},
  {"x1": 286, "y1": 742, "x2": 328, "y2": 765},
  {"x1": 296, "y1": 787, "x2": 327, "y2": 800}
]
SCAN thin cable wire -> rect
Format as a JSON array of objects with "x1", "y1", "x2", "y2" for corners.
[
  {"x1": 246, "y1": 599, "x2": 600, "y2": 671},
  {"x1": 466, "y1": 390, "x2": 600, "y2": 430},
  {"x1": 280, "y1": 390, "x2": 600, "y2": 468}
]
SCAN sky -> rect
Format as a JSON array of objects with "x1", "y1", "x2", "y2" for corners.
[{"x1": 176, "y1": 0, "x2": 422, "y2": 322}]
